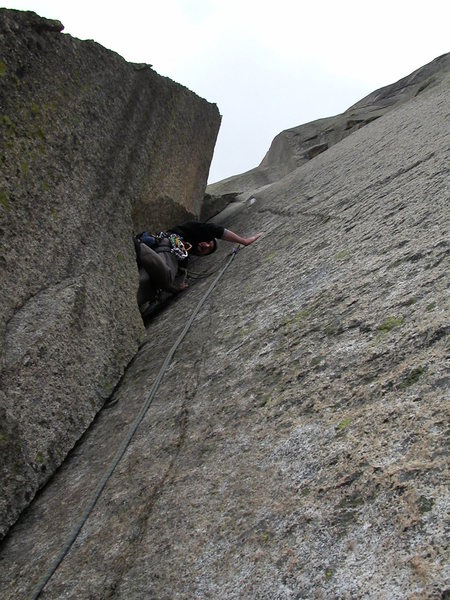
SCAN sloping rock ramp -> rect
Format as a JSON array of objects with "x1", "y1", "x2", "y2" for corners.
[{"x1": 206, "y1": 53, "x2": 449, "y2": 199}]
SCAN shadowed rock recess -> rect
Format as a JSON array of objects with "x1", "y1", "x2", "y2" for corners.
[
  {"x1": 0, "y1": 27, "x2": 449, "y2": 600},
  {"x1": 0, "y1": 8, "x2": 220, "y2": 540}
]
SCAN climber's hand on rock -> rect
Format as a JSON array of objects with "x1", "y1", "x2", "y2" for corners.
[
  {"x1": 222, "y1": 229, "x2": 263, "y2": 247},
  {"x1": 242, "y1": 233, "x2": 262, "y2": 246}
]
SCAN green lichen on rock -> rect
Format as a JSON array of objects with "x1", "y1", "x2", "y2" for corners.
[
  {"x1": 0, "y1": 191, "x2": 11, "y2": 211},
  {"x1": 283, "y1": 307, "x2": 313, "y2": 327},
  {"x1": 0, "y1": 114, "x2": 15, "y2": 132},
  {"x1": 377, "y1": 316, "x2": 404, "y2": 333},
  {"x1": 402, "y1": 296, "x2": 418, "y2": 306},
  {"x1": 400, "y1": 366, "x2": 425, "y2": 389},
  {"x1": 335, "y1": 249, "x2": 349, "y2": 260},
  {"x1": 311, "y1": 355, "x2": 325, "y2": 366},
  {"x1": 336, "y1": 418, "x2": 352, "y2": 431},
  {"x1": 294, "y1": 308, "x2": 313, "y2": 322},
  {"x1": 418, "y1": 495, "x2": 434, "y2": 514}
]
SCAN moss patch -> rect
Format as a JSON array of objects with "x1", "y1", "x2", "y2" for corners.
[
  {"x1": 400, "y1": 366, "x2": 425, "y2": 389},
  {"x1": 402, "y1": 296, "x2": 418, "y2": 307},
  {"x1": 336, "y1": 418, "x2": 352, "y2": 431},
  {"x1": 311, "y1": 355, "x2": 325, "y2": 366},
  {"x1": 287, "y1": 308, "x2": 313, "y2": 325},
  {"x1": 377, "y1": 316, "x2": 404, "y2": 333},
  {"x1": 418, "y1": 495, "x2": 434, "y2": 514},
  {"x1": 0, "y1": 190, "x2": 11, "y2": 211}
]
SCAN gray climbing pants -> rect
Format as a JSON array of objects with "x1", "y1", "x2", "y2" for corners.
[{"x1": 136, "y1": 241, "x2": 179, "y2": 307}]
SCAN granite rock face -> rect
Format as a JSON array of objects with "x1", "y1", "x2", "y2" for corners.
[
  {"x1": 0, "y1": 9, "x2": 220, "y2": 538},
  {"x1": 0, "y1": 57, "x2": 448, "y2": 598},
  {"x1": 206, "y1": 52, "x2": 449, "y2": 198}
]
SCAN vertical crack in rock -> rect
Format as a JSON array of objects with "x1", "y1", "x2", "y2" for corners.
[{"x1": 97, "y1": 358, "x2": 203, "y2": 598}]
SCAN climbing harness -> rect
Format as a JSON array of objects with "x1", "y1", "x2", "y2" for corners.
[
  {"x1": 30, "y1": 246, "x2": 241, "y2": 600},
  {"x1": 134, "y1": 231, "x2": 192, "y2": 264}
]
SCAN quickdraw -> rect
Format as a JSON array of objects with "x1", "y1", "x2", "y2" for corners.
[{"x1": 156, "y1": 232, "x2": 191, "y2": 260}]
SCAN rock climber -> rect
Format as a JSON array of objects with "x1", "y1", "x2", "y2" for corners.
[{"x1": 135, "y1": 220, "x2": 262, "y2": 311}]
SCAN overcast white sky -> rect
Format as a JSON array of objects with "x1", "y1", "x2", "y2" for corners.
[{"x1": 2, "y1": 1, "x2": 449, "y2": 183}]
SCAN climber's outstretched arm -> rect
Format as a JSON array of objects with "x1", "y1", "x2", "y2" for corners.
[{"x1": 222, "y1": 229, "x2": 262, "y2": 246}]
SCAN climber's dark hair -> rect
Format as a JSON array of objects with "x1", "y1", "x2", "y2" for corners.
[{"x1": 191, "y1": 238, "x2": 217, "y2": 256}]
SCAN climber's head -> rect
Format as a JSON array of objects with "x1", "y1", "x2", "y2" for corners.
[{"x1": 191, "y1": 239, "x2": 217, "y2": 256}]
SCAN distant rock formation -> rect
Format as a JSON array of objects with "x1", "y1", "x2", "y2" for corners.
[
  {"x1": 206, "y1": 52, "x2": 450, "y2": 199},
  {"x1": 0, "y1": 9, "x2": 220, "y2": 538}
]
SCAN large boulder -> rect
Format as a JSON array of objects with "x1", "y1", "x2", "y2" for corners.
[{"x1": 0, "y1": 9, "x2": 220, "y2": 538}]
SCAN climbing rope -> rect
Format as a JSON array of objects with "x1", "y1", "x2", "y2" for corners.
[
  {"x1": 181, "y1": 250, "x2": 233, "y2": 281},
  {"x1": 30, "y1": 246, "x2": 241, "y2": 599}
]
